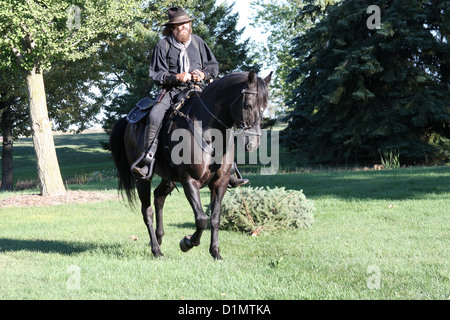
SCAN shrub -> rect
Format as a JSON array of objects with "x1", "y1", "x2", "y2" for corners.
[
  {"x1": 379, "y1": 148, "x2": 400, "y2": 169},
  {"x1": 212, "y1": 187, "x2": 314, "y2": 235}
]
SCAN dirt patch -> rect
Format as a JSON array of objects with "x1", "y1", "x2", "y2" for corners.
[{"x1": 0, "y1": 190, "x2": 119, "y2": 208}]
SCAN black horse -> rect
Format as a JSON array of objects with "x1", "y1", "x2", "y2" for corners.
[{"x1": 110, "y1": 70, "x2": 272, "y2": 260}]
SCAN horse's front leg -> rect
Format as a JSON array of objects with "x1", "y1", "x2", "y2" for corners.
[
  {"x1": 136, "y1": 180, "x2": 163, "y2": 258},
  {"x1": 208, "y1": 181, "x2": 228, "y2": 260},
  {"x1": 179, "y1": 178, "x2": 207, "y2": 252}
]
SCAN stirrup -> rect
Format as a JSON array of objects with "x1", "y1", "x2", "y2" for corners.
[
  {"x1": 131, "y1": 150, "x2": 155, "y2": 180},
  {"x1": 131, "y1": 158, "x2": 155, "y2": 180}
]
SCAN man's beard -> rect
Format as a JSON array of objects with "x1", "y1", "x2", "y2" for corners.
[{"x1": 174, "y1": 28, "x2": 191, "y2": 43}]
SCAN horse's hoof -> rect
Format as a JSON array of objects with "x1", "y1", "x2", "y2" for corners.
[
  {"x1": 151, "y1": 247, "x2": 164, "y2": 258},
  {"x1": 210, "y1": 248, "x2": 222, "y2": 260},
  {"x1": 180, "y1": 235, "x2": 193, "y2": 252},
  {"x1": 152, "y1": 251, "x2": 165, "y2": 258}
]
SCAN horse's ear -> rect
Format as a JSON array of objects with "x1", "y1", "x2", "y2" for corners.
[
  {"x1": 264, "y1": 71, "x2": 273, "y2": 86},
  {"x1": 247, "y1": 70, "x2": 256, "y2": 85}
]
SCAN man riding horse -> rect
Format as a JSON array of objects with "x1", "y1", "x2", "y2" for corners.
[{"x1": 131, "y1": 7, "x2": 249, "y2": 187}]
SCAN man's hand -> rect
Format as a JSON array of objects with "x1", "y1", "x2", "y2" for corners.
[
  {"x1": 191, "y1": 70, "x2": 205, "y2": 82},
  {"x1": 176, "y1": 72, "x2": 192, "y2": 82}
]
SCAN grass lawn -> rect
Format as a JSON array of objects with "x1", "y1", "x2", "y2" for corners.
[{"x1": 0, "y1": 133, "x2": 449, "y2": 299}]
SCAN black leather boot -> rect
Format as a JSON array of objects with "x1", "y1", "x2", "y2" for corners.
[
  {"x1": 228, "y1": 163, "x2": 249, "y2": 188},
  {"x1": 131, "y1": 124, "x2": 159, "y2": 179}
]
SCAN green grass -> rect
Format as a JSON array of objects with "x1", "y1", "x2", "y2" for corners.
[
  {"x1": 10, "y1": 133, "x2": 112, "y2": 185},
  {"x1": 0, "y1": 133, "x2": 449, "y2": 299}
]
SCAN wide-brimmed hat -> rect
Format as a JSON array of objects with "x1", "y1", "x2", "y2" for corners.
[{"x1": 162, "y1": 7, "x2": 196, "y2": 26}]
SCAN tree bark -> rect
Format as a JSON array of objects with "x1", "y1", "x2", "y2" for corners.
[
  {"x1": 1, "y1": 106, "x2": 14, "y2": 191},
  {"x1": 26, "y1": 66, "x2": 66, "y2": 196}
]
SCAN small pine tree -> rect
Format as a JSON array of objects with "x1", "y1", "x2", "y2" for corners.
[{"x1": 210, "y1": 187, "x2": 314, "y2": 235}]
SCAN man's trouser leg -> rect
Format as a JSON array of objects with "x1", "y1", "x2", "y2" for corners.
[{"x1": 131, "y1": 120, "x2": 160, "y2": 178}]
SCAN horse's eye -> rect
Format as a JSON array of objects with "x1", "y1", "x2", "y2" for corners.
[{"x1": 244, "y1": 104, "x2": 252, "y2": 110}]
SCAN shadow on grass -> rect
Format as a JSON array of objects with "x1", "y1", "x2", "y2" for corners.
[
  {"x1": 167, "y1": 222, "x2": 196, "y2": 229},
  {"x1": 247, "y1": 166, "x2": 450, "y2": 200},
  {"x1": 0, "y1": 238, "x2": 111, "y2": 255}
]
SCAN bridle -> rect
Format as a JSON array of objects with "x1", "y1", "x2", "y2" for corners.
[{"x1": 229, "y1": 88, "x2": 262, "y2": 135}]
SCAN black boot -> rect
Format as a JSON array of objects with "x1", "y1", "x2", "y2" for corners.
[
  {"x1": 131, "y1": 124, "x2": 159, "y2": 179},
  {"x1": 228, "y1": 175, "x2": 249, "y2": 188},
  {"x1": 228, "y1": 163, "x2": 249, "y2": 188}
]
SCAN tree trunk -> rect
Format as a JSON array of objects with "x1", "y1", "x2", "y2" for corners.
[
  {"x1": 1, "y1": 106, "x2": 14, "y2": 191},
  {"x1": 26, "y1": 66, "x2": 66, "y2": 196}
]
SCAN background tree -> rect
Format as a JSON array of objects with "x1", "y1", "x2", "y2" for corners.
[
  {"x1": 0, "y1": 68, "x2": 29, "y2": 190},
  {"x1": 252, "y1": 0, "x2": 341, "y2": 117},
  {"x1": 0, "y1": 54, "x2": 106, "y2": 191},
  {"x1": 0, "y1": 0, "x2": 141, "y2": 196},
  {"x1": 283, "y1": 0, "x2": 450, "y2": 165}
]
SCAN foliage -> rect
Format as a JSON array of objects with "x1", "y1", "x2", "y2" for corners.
[
  {"x1": 0, "y1": 0, "x2": 144, "y2": 134},
  {"x1": 379, "y1": 148, "x2": 400, "y2": 169},
  {"x1": 0, "y1": 68, "x2": 29, "y2": 138},
  {"x1": 212, "y1": 186, "x2": 314, "y2": 235},
  {"x1": 252, "y1": 0, "x2": 342, "y2": 116},
  {"x1": 0, "y1": 0, "x2": 141, "y2": 71},
  {"x1": 0, "y1": 0, "x2": 143, "y2": 195},
  {"x1": 283, "y1": 0, "x2": 450, "y2": 165},
  {"x1": 0, "y1": 2, "x2": 119, "y2": 143}
]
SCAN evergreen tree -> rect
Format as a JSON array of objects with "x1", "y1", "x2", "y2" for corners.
[
  {"x1": 283, "y1": 0, "x2": 450, "y2": 165},
  {"x1": 252, "y1": 0, "x2": 340, "y2": 117}
]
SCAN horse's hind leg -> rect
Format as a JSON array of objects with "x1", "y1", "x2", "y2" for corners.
[
  {"x1": 153, "y1": 179, "x2": 175, "y2": 245},
  {"x1": 136, "y1": 179, "x2": 163, "y2": 257}
]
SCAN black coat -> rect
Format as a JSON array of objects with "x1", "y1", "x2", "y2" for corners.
[{"x1": 149, "y1": 34, "x2": 219, "y2": 89}]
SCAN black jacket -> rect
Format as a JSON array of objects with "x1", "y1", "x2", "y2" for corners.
[{"x1": 149, "y1": 34, "x2": 219, "y2": 88}]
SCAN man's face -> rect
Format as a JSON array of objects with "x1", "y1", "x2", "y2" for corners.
[{"x1": 173, "y1": 22, "x2": 192, "y2": 43}]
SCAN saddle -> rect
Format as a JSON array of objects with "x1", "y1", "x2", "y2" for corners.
[
  {"x1": 126, "y1": 86, "x2": 202, "y2": 124},
  {"x1": 126, "y1": 88, "x2": 168, "y2": 124}
]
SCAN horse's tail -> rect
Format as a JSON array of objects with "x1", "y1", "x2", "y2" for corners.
[{"x1": 110, "y1": 117, "x2": 136, "y2": 204}]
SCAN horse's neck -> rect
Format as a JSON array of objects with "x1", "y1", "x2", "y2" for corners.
[
  {"x1": 206, "y1": 79, "x2": 248, "y2": 126},
  {"x1": 194, "y1": 89, "x2": 235, "y2": 131}
]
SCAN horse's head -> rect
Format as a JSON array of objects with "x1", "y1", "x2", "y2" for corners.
[{"x1": 230, "y1": 70, "x2": 272, "y2": 152}]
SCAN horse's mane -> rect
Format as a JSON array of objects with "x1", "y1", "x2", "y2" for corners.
[{"x1": 204, "y1": 72, "x2": 248, "y2": 91}]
